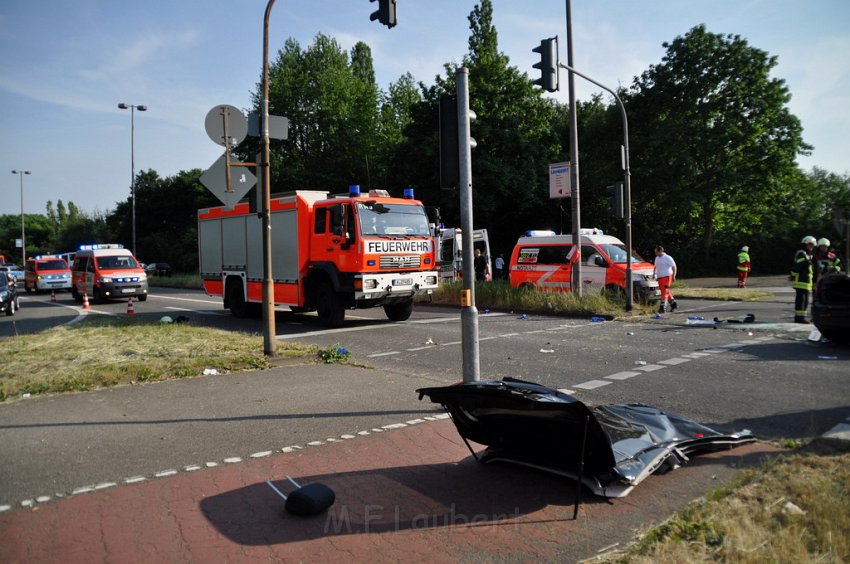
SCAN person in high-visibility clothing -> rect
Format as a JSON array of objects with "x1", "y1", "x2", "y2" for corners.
[
  {"x1": 653, "y1": 245, "x2": 678, "y2": 313},
  {"x1": 791, "y1": 235, "x2": 816, "y2": 323},
  {"x1": 736, "y1": 246, "x2": 751, "y2": 288}
]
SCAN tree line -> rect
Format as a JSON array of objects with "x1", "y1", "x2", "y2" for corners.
[{"x1": 1, "y1": 0, "x2": 847, "y2": 276}]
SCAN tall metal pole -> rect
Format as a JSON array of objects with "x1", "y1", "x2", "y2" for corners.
[
  {"x1": 565, "y1": 0, "x2": 582, "y2": 297},
  {"x1": 561, "y1": 63, "x2": 634, "y2": 311},
  {"x1": 119, "y1": 103, "x2": 146, "y2": 256},
  {"x1": 12, "y1": 170, "x2": 30, "y2": 265},
  {"x1": 457, "y1": 67, "x2": 479, "y2": 382},
  {"x1": 261, "y1": 0, "x2": 277, "y2": 356}
]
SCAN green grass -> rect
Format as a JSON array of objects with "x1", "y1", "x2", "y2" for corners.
[{"x1": 428, "y1": 279, "x2": 656, "y2": 317}]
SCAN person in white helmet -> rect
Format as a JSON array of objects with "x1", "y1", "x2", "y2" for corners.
[
  {"x1": 736, "y1": 246, "x2": 751, "y2": 288},
  {"x1": 790, "y1": 236, "x2": 815, "y2": 323},
  {"x1": 812, "y1": 237, "x2": 842, "y2": 297}
]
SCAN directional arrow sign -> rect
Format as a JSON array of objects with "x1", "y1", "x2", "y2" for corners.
[{"x1": 200, "y1": 154, "x2": 257, "y2": 209}]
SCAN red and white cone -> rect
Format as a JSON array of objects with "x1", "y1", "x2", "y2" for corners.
[
  {"x1": 51, "y1": 290, "x2": 57, "y2": 303},
  {"x1": 82, "y1": 293, "x2": 91, "y2": 310},
  {"x1": 126, "y1": 296, "x2": 136, "y2": 315}
]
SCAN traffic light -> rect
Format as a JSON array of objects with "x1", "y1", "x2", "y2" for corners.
[
  {"x1": 369, "y1": 0, "x2": 397, "y2": 28},
  {"x1": 439, "y1": 94, "x2": 459, "y2": 189},
  {"x1": 532, "y1": 37, "x2": 559, "y2": 92},
  {"x1": 439, "y1": 94, "x2": 477, "y2": 190},
  {"x1": 606, "y1": 182, "x2": 624, "y2": 219}
]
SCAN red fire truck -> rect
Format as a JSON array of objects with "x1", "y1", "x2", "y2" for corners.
[{"x1": 198, "y1": 187, "x2": 439, "y2": 327}]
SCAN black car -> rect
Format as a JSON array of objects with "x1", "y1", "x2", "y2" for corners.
[
  {"x1": 0, "y1": 271, "x2": 19, "y2": 316},
  {"x1": 144, "y1": 262, "x2": 172, "y2": 277},
  {"x1": 812, "y1": 273, "x2": 850, "y2": 344}
]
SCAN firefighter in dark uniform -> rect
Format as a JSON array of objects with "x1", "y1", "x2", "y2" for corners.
[{"x1": 791, "y1": 235, "x2": 816, "y2": 323}]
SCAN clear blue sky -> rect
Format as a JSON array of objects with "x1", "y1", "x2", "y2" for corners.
[{"x1": 1, "y1": 0, "x2": 848, "y2": 217}]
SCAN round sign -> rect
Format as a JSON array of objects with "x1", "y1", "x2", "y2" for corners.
[{"x1": 204, "y1": 104, "x2": 248, "y2": 147}]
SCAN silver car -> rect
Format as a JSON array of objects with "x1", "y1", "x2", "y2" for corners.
[{"x1": 0, "y1": 264, "x2": 24, "y2": 286}]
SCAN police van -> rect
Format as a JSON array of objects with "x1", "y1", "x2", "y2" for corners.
[
  {"x1": 509, "y1": 229, "x2": 660, "y2": 301},
  {"x1": 71, "y1": 244, "x2": 148, "y2": 303}
]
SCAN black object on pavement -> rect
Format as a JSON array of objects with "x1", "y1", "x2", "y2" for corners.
[{"x1": 418, "y1": 377, "x2": 755, "y2": 498}]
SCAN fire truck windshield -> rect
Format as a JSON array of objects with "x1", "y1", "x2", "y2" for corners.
[{"x1": 357, "y1": 202, "x2": 430, "y2": 237}]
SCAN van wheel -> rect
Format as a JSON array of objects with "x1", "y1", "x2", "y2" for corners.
[
  {"x1": 384, "y1": 299, "x2": 414, "y2": 322},
  {"x1": 228, "y1": 282, "x2": 249, "y2": 318},
  {"x1": 137, "y1": 294, "x2": 147, "y2": 302},
  {"x1": 25, "y1": 283, "x2": 33, "y2": 294},
  {"x1": 71, "y1": 286, "x2": 81, "y2": 302},
  {"x1": 316, "y1": 283, "x2": 345, "y2": 328},
  {"x1": 92, "y1": 287, "x2": 104, "y2": 304}
]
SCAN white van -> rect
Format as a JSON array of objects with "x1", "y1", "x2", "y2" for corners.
[{"x1": 438, "y1": 227, "x2": 492, "y2": 282}]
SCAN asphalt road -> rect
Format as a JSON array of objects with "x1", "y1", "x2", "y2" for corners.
[{"x1": 1, "y1": 281, "x2": 847, "y2": 510}]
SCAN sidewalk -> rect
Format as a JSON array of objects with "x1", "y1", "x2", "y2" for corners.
[{"x1": 0, "y1": 412, "x2": 780, "y2": 563}]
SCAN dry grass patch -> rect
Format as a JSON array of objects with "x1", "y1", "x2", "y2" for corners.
[
  {"x1": 0, "y1": 316, "x2": 317, "y2": 401},
  {"x1": 600, "y1": 440, "x2": 850, "y2": 563}
]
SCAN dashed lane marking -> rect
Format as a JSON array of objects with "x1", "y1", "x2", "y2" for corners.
[
  {"x1": 574, "y1": 380, "x2": 613, "y2": 390},
  {"x1": 605, "y1": 371, "x2": 641, "y2": 381}
]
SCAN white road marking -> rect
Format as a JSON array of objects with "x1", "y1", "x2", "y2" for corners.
[
  {"x1": 368, "y1": 351, "x2": 401, "y2": 358},
  {"x1": 606, "y1": 371, "x2": 641, "y2": 380},
  {"x1": 574, "y1": 380, "x2": 613, "y2": 390},
  {"x1": 658, "y1": 357, "x2": 692, "y2": 365},
  {"x1": 634, "y1": 364, "x2": 666, "y2": 372}
]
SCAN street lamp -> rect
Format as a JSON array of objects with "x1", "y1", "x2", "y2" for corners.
[
  {"x1": 118, "y1": 103, "x2": 147, "y2": 256},
  {"x1": 11, "y1": 170, "x2": 31, "y2": 265}
]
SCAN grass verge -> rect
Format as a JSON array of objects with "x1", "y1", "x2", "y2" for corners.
[
  {"x1": 596, "y1": 439, "x2": 850, "y2": 563},
  {"x1": 672, "y1": 282, "x2": 773, "y2": 302},
  {"x1": 0, "y1": 316, "x2": 319, "y2": 402},
  {"x1": 428, "y1": 280, "x2": 656, "y2": 317}
]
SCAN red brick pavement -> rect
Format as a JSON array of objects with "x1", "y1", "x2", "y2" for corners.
[{"x1": 0, "y1": 418, "x2": 780, "y2": 563}]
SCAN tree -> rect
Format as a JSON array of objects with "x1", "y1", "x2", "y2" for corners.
[
  {"x1": 627, "y1": 25, "x2": 810, "y2": 269},
  {"x1": 256, "y1": 34, "x2": 382, "y2": 193},
  {"x1": 400, "y1": 0, "x2": 561, "y2": 253}
]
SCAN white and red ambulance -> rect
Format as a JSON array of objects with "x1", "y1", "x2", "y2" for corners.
[{"x1": 508, "y1": 229, "x2": 660, "y2": 301}]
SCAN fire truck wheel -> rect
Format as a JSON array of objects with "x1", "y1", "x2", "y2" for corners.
[
  {"x1": 383, "y1": 299, "x2": 413, "y2": 322},
  {"x1": 316, "y1": 283, "x2": 345, "y2": 328},
  {"x1": 228, "y1": 283, "x2": 250, "y2": 318}
]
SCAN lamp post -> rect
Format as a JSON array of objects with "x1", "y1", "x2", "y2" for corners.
[
  {"x1": 11, "y1": 170, "x2": 30, "y2": 265},
  {"x1": 118, "y1": 103, "x2": 147, "y2": 256}
]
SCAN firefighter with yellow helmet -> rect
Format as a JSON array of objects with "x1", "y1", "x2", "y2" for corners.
[{"x1": 791, "y1": 236, "x2": 816, "y2": 323}]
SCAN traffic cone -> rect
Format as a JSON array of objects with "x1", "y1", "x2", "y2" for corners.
[
  {"x1": 51, "y1": 290, "x2": 57, "y2": 303},
  {"x1": 82, "y1": 293, "x2": 91, "y2": 310},
  {"x1": 126, "y1": 297, "x2": 136, "y2": 315}
]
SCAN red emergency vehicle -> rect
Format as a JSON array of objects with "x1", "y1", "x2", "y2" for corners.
[
  {"x1": 198, "y1": 187, "x2": 439, "y2": 327},
  {"x1": 509, "y1": 229, "x2": 660, "y2": 301}
]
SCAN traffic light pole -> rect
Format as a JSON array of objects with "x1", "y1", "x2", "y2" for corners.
[
  {"x1": 560, "y1": 62, "x2": 634, "y2": 311},
  {"x1": 457, "y1": 67, "x2": 480, "y2": 383}
]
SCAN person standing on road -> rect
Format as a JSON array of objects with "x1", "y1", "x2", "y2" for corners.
[
  {"x1": 474, "y1": 248, "x2": 489, "y2": 282},
  {"x1": 494, "y1": 253, "x2": 505, "y2": 279},
  {"x1": 791, "y1": 235, "x2": 816, "y2": 323},
  {"x1": 737, "y1": 246, "x2": 751, "y2": 288},
  {"x1": 653, "y1": 245, "x2": 678, "y2": 313}
]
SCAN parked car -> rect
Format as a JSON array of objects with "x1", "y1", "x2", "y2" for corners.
[
  {"x1": 0, "y1": 272, "x2": 19, "y2": 316},
  {"x1": 812, "y1": 273, "x2": 850, "y2": 345},
  {"x1": 0, "y1": 264, "x2": 24, "y2": 286},
  {"x1": 145, "y1": 262, "x2": 172, "y2": 277}
]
